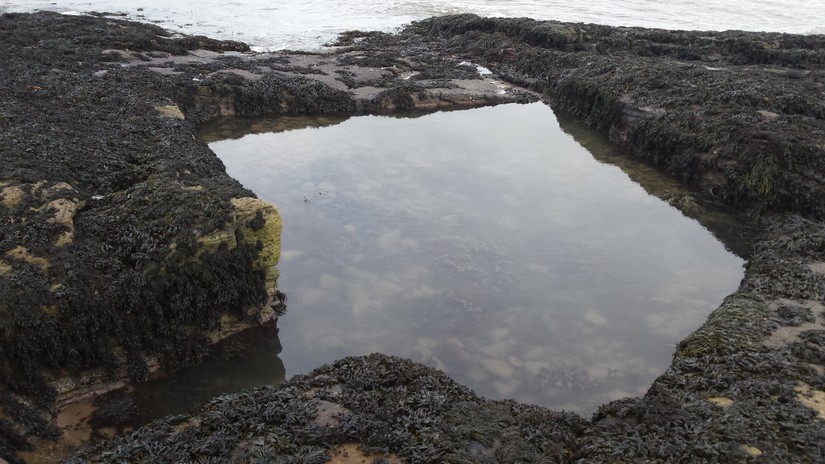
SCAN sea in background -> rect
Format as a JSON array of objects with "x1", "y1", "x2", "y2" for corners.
[{"x1": 2, "y1": 0, "x2": 824, "y2": 51}]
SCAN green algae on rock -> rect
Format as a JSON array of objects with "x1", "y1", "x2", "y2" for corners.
[{"x1": 197, "y1": 197, "x2": 283, "y2": 305}]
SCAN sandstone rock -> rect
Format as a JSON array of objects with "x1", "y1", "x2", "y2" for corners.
[
  {"x1": 0, "y1": 184, "x2": 24, "y2": 209},
  {"x1": 5, "y1": 245, "x2": 49, "y2": 271},
  {"x1": 154, "y1": 104, "x2": 186, "y2": 120}
]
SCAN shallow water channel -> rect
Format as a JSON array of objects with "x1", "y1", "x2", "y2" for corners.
[{"x1": 197, "y1": 102, "x2": 746, "y2": 414}]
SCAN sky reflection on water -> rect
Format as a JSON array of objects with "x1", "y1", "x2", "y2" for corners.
[{"x1": 205, "y1": 102, "x2": 745, "y2": 413}]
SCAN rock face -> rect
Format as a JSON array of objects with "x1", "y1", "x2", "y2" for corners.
[
  {"x1": 0, "y1": 12, "x2": 284, "y2": 462},
  {"x1": 197, "y1": 197, "x2": 283, "y2": 319},
  {"x1": 3, "y1": 10, "x2": 825, "y2": 464}
]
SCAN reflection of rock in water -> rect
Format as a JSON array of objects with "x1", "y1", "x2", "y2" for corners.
[
  {"x1": 90, "y1": 391, "x2": 138, "y2": 430},
  {"x1": 128, "y1": 323, "x2": 286, "y2": 426},
  {"x1": 21, "y1": 324, "x2": 287, "y2": 463}
]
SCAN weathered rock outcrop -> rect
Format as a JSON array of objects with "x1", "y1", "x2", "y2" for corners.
[
  {"x1": 410, "y1": 14, "x2": 825, "y2": 219},
  {"x1": 0, "y1": 12, "x2": 286, "y2": 461}
]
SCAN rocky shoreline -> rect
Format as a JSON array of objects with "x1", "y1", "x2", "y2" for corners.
[{"x1": 1, "y1": 11, "x2": 824, "y2": 463}]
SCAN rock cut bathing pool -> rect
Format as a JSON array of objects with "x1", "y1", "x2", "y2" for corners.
[{"x1": 203, "y1": 102, "x2": 746, "y2": 413}]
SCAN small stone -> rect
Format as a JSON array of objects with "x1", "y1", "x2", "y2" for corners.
[
  {"x1": 708, "y1": 396, "x2": 734, "y2": 408},
  {"x1": 741, "y1": 445, "x2": 762, "y2": 457},
  {"x1": 807, "y1": 262, "x2": 825, "y2": 274},
  {"x1": 0, "y1": 185, "x2": 24, "y2": 209},
  {"x1": 154, "y1": 104, "x2": 185, "y2": 120},
  {"x1": 756, "y1": 109, "x2": 779, "y2": 122}
]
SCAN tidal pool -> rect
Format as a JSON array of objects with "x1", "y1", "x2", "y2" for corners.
[{"x1": 204, "y1": 102, "x2": 746, "y2": 413}]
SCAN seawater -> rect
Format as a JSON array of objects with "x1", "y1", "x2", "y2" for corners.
[
  {"x1": 2, "y1": 0, "x2": 824, "y2": 51},
  {"x1": 203, "y1": 103, "x2": 745, "y2": 412}
]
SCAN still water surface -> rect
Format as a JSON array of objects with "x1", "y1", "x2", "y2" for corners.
[{"x1": 201, "y1": 102, "x2": 745, "y2": 413}]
